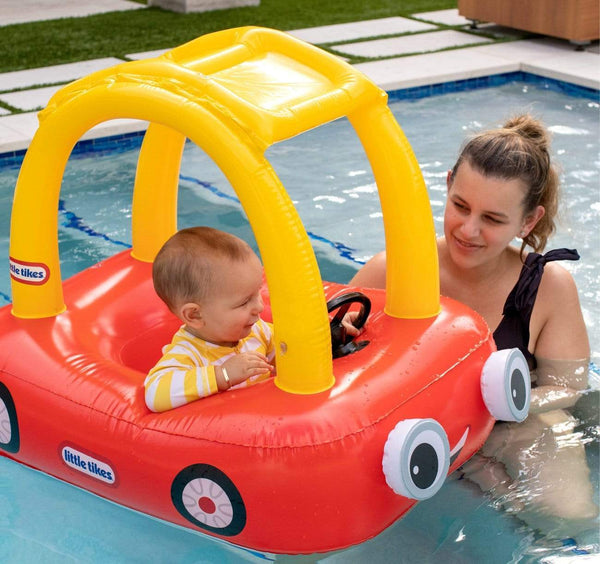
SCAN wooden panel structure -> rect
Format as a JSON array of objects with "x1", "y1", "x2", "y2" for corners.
[{"x1": 458, "y1": 0, "x2": 600, "y2": 43}]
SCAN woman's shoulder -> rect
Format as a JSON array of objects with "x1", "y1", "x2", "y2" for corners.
[
  {"x1": 530, "y1": 256, "x2": 589, "y2": 360},
  {"x1": 349, "y1": 251, "x2": 387, "y2": 289},
  {"x1": 521, "y1": 249, "x2": 581, "y2": 317},
  {"x1": 536, "y1": 259, "x2": 579, "y2": 301}
]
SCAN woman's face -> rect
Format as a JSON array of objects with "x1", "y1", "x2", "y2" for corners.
[{"x1": 444, "y1": 160, "x2": 534, "y2": 269}]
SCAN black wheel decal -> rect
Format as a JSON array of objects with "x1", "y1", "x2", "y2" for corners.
[
  {"x1": 510, "y1": 368, "x2": 527, "y2": 411},
  {"x1": 410, "y1": 442, "x2": 439, "y2": 490},
  {"x1": 171, "y1": 463, "x2": 246, "y2": 536},
  {"x1": 0, "y1": 381, "x2": 19, "y2": 454}
]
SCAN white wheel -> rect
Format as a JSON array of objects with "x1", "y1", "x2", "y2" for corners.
[
  {"x1": 382, "y1": 419, "x2": 450, "y2": 500},
  {"x1": 182, "y1": 477, "x2": 234, "y2": 529},
  {"x1": 481, "y1": 348, "x2": 530, "y2": 422},
  {"x1": 0, "y1": 398, "x2": 10, "y2": 444}
]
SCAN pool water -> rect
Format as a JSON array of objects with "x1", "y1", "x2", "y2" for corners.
[{"x1": 0, "y1": 80, "x2": 599, "y2": 562}]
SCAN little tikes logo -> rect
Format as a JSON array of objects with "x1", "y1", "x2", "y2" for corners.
[
  {"x1": 61, "y1": 444, "x2": 117, "y2": 485},
  {"x1": 9, "y1": 257, "x2": 49, "y2": 285}
]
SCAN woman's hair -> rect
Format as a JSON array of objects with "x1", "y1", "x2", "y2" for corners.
[
  {"x1": 451, "y1": 114, "x2": 560, "y2": 255},
  {"x1": 152, "y1": 226, "x2": 253, "y2": 311}
]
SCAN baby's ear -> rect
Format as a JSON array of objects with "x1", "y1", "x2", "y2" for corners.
[{"x1": 179, "y1": 302, "x2": 203, "y2": 325}]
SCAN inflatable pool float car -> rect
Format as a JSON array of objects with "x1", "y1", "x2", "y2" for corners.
[{"x1": 0, "y1": 27, "x2": 531, "y2": 554}]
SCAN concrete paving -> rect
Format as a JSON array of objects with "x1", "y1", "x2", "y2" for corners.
[
  {"x1": 0, "y1": 5, "x2": 598, "y2": 154},
  {"x1": 0, "y1": 0, "x2": 144, "y2": 27},
  {"x1": 0, "y1": 85, "x2": 64, "y2": 112},
  {"x1": 0, "y1": 58, "x2": 125, "y2": 91},
  {"x1": 332, "y1": 29, "x2": 492, "y2": 58},
  {"x1": 126, "y1": 48, "x2": 170, "y2": 61},
  {"x1": 288, "y1": 17, "x2": 436, "y2": 44},
  {"x1": 355, "y1": 36, "x2": 600, "y2": 92},
  {"x1": 412, "y1": 9, "x2": 471, "y2": 27}
]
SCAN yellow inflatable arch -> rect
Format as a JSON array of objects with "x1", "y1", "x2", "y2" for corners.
[{"x1": 10, "y1": 27, "x2": 439, "y2": 394}]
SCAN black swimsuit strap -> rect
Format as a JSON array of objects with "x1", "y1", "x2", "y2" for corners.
[
  {"x1": 503, "y1": 248, "x2": 580, "y2": 324},
  {"x1": 493, "y1": 248, "x2": 580, "y2": 369}
]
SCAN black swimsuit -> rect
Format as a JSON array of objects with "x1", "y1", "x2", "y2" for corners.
[{"x1": 492, "y1": 248, "x2": 580, "y2": 369}]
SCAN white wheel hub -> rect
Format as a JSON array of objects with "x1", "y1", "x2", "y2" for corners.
[
  {"x1": 481, "y1": 348, "x2": 530, "y2": 422},
  {"x1": 383, "y1": 418, "x2": 450, "y2": 500}
]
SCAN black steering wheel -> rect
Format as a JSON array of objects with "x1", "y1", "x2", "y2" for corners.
[{"x1": 327, "y1": 291, "x2": 371, "y2": 358}]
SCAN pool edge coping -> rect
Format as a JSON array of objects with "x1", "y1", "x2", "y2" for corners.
[{"x1": 0, "y1": 70, "x2": 598, "y2": 164}]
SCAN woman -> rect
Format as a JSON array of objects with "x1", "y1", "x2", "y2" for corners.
[{"x1": 349, "y1": 114, "x2": 597, "y2": 530}]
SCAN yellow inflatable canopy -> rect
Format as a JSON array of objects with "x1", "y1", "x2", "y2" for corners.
[{"x1": 9, "y1": 27, "x2": 439, "y2": 394}]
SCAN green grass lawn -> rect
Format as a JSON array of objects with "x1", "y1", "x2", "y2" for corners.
[{"x1": 0, "y1": 0, "x2": 457, "y2": 73}]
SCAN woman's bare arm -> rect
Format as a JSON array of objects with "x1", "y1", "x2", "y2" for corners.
[{"x1": 349, "y1": 251, "x2": 387, "y2": 289}]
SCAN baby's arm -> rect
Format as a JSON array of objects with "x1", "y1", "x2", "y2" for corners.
[
  {"x1": 219, "y1": 352, "x2": 274, "y2": 389},
  {"x1": 144, "y1": 356, "x2": 220, "y2": 412},
  {"x1": 340, "y1": 310, "x2": 362, "y2": 338},
  {"x1": 145, "y1": 351, "x2": 274, "y2": 412}
]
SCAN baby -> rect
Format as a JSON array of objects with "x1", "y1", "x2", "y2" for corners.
[{"x1": 144, "y1": 226, "x2": 275, "y2": 412}]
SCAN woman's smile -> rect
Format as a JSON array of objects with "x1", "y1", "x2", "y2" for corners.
[{"x1": 452, "y1": 234, "x2": 484, "y2": 252}]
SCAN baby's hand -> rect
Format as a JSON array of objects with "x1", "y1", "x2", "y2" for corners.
[
  {"x1": 220, "y1": 352, "x2": 274, "y2": 388},
  {"x1": 341, "y1": 311, "x2": 362, "y2": 338}
]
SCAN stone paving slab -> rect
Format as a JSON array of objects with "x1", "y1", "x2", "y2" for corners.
[
  {"x1": 473, "y1": 37, "x2": 596, "y2": 62},
  {"x1": 332, "y1": 30, "x2": 492, "y2": 58},
  {"x1": 354, "y1": 48, "x2": 519, "y2": 92},
  {"x1": 0, "y1": 0, "x2": 145, "y2": 27},
  {"x1": 412, "y1": 9, "x2": 470, "y2": 27},
  {"x1": 0, "y1": 113, "x2": 148, "y2": 154},
  {"x1": 523, "y1": 60, "x2": 600, "y2": 90},
  {"x1": 126, "y1": 49, "x2": 171, "y2": 61},
  {"x1": 288, "y1": 17, "x2": 435, "y2": 44},
  {"x1": 469, "y1": 38, "x2": 600, "y2": 89},
  {"x1": 126, "y1": 16, "x2": 438, "y2": 60},
  {"x1": 0, "y1": 85, "x2": 63, "y2": 112},
  {"x1": 0, "y1": 113, "x2": 41, "y2": 153},
  {"x1": 0, "y1": 58, "x2": 125, "y2": 92}
]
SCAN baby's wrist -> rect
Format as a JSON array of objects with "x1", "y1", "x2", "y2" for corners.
[{"x1": 217, "y1": 366, "x2": 232, "y2": 391}]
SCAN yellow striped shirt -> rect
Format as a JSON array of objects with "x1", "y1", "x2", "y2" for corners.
[{"x1": 144, "y1": 319, "x2": 275, "y2": 412}]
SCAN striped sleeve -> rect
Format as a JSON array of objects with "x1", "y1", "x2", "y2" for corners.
[
  {"x1": 255, "y1": 319, "x2": 276, "y2": 362},
  {"x1": 144, "y1": 320, "x2": 275, "y2": 412},
  {"x1": 144, "y1": 339, "x2": 219, "y2": 412}
]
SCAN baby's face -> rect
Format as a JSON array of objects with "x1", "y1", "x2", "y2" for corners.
[{"x1": 195, "y1": 253, "x2": 265, "y2": 347}]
